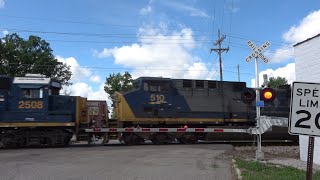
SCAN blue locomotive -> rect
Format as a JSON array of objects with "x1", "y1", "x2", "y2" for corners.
[
  {"x1": 114, "y1": 77, "x2": 292, "y2": 144},
  {"x1": 0, "y1": 74, "x2": 90, "y2": 147}
]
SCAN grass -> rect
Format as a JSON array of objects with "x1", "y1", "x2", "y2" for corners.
[{"x1": 235, "y1": 159, "x2": 320, "y2": 180}]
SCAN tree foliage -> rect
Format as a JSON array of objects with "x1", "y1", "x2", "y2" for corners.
[
  {"x1": 104, "y1": 72, "x2": 134, "y2": 118},
  {"x1": 104, "y1": 71, "x2": 134, "y2": 103},
  {"x1": 268, "y1": 76, "x2": 288, "y2": 88},
  {"x1": 0, "y1": 33, "x2": 72, "y2": 85}
]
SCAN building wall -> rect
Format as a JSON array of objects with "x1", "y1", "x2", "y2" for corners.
[{"x1": 294, "y1": 34, "x2": 320, "y2": 165}]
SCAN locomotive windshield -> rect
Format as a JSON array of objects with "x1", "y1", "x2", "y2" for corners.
[
  {"x1": 143, "y1": 80, "x2": 170, "y2": 92},
  {"x1": 22, "y1": 88, "x2": 43, "y2": 98}
]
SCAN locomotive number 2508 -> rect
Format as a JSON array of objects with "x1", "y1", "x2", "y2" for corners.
[{"x1": 18, "y1": 101, "x2": 43, "y2": 109}]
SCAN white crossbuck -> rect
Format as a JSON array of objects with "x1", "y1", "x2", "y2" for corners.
[{"x1": 246, "y1": 40, "x2": 270, "y2": 63}]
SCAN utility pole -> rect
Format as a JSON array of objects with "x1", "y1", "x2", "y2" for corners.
[
  {"x1": 210, "y1": 29, "x2": 229, "y2": 81},
  {"x1": 237, "y1": 64, "x2": 240, "y2": 82}
]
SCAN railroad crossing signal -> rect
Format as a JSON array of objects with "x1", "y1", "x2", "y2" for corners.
[{"x1": 246, "y1": 40, "x2": 270, "y2": 63}]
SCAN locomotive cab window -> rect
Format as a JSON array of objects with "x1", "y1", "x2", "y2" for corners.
[
  {"x1": 195, "y1": 80, "x2": 204, "y2": 88},
  {"x1": 143, "y1": 81, "x2": 170, "y2": 92},
  {"x1": 22, "y1": 88, "x2": 42, "y2": 98},
  {"x1": 183, "y1": 80, "x2": 192, "y2": 88},
  {"x1": 208, "y1": 81, "x2": 217, "y2": 89}
]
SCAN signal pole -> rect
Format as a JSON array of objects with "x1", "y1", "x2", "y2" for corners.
[
  {"x1": 237, "y1": 64, "x2": 240, "y2": 82},
  {"x1": 210, "y1": 30, "x2": 229, "y2": 81},
  {"x1": 245, "y1": 40, "x2": 271, "y2": 160}
]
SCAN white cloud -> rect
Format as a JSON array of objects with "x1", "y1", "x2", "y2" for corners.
[
  {"x1": 2, "y1": 30, "x2": 8, "y2": 36},
  {"x1": 162, "y1": 1, "x2": 209, "y2": 18},
  {"x1": 90, "y1": 75, "x2": 102, "y2": 83},
  {"x1": 62, "y1": 82, "x2": 108, "y2": 101},
  {"x1": 140, "y1": 5, "x2": 152, "y2": 15},
  {"x1": 269, "y1": 10, "x2": 320, "y2": 63},
  {"x1": 0, "y1": 0, "x2": 5, "y2": 8},
  {"x1": 92, "y1": 48, "x2": 115, "y2": 58},
  {"x1": 56, "y1": 56, "x2": 107, "y2": 103},
  {"x1": 283, "y1": 10, "x2": 320, "y2": 44},
  {"x1": 266, "y1": 46, "x2": 294, "y2": 63},
  {"x1": 56, "y1": 56, "x2": 91, "y2": 82},
  {"x1": 93, "y1": 26, "x2": 214, "y2": 79},
  {"x1": 251, "y1": 63, "x2": 295, "y2": 87}
]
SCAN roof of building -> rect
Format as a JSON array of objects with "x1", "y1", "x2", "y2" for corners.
[{"x1": 293, "y1": 33, "x2": 320, "y2": 47}]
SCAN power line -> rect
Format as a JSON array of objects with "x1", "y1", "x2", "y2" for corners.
[
  {"x1": 2, "y1": 62, "x2": 255, "y2": 75},
  {"x1": 0, "y1": 13, "x2": 295, "y2": 48},
  {"x1": 0, "y1": 14, "x2": 210, "y2": 34},
  {"x1": 228, "y1": 0, "x2": 234, "y2": 45},
  {"x1": 1, "y1": 27, "x2": 293, "y2": 48}
]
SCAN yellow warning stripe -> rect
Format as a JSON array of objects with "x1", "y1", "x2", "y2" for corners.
[
  {"x1": 0, "y1": 122, "x2": 75, "y2": 127},
  {"x1": 118, "y1": 118, "x2": 249, "y2": 123}
]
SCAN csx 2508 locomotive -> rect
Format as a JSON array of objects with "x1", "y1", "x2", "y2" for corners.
[{"x1": 0, "y1": 74, "x2": 108, "y2": 147}]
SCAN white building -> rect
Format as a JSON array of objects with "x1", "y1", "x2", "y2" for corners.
[{"x1": 294, "y1": 33, "x2": 320, "y2": 165}]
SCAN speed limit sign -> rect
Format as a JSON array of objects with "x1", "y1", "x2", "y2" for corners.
[{"x1": 289, "y1": 82, "x2": 320, "y2": 137}]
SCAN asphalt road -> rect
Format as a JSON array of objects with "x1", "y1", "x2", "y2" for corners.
[{"x1": 0, "y1": 143, "x2": 234, "y2": 180}]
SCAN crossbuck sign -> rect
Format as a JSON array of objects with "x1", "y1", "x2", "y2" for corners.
[
  {"x1": 289, "y1": 82, "x2": 320, "y2": 137},
  {"x1": 246, "y1": 41, "x2": 270, "y2": 63}
]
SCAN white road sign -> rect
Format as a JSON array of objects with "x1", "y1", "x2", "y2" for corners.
[
  {"x1": 245, "y1": 40, "x2": 270, "y2": 63},
  {"x1": 289, "y1": 82, "x2": 320, "y2": 137}
]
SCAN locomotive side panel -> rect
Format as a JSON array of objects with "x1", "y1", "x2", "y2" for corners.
[{"x1": 115, "y1": 77, "x2": 258, "y2": 127}]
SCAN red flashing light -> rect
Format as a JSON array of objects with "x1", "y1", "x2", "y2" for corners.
[{"x1": 260, "y1": 88, "x2": 276, "y2": 102}]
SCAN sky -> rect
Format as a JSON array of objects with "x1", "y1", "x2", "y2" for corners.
[{"x1": 1, "y1": 0, "x2": 320, "y2": 105}]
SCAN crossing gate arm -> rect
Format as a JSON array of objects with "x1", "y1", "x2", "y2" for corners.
[
  {"x1": 248, "y1": 116, "x2": 288, "y2": 135},
  {"x1": 85, "y1": 127, "x2": 249, "y2": 133},
  {"x1": 85, "y1": 116, "x2": 288, "y2": 135}
]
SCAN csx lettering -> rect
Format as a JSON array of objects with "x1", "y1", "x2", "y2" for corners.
[{"x1": 18, "y1": 101, "x2": 43, "y2": 109}]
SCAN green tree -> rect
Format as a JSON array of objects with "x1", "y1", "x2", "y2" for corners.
[
  {"x1": 268, "y1": 76, "x2": 288, "y2": 88},
  {"x1": 0, "y1": 33, "x2": 72, "y2": 85},
  {"x1": 104, "y1": 72, "x2": 134, "y2": 118}
]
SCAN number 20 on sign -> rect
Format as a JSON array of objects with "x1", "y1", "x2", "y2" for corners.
[{"x1": 289, "y1": 82, "x2": 320, "y2": 137}]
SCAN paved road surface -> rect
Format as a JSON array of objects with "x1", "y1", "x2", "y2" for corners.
[{"x1": 0, "y1": 143, "x2": 234, "y2": 180}]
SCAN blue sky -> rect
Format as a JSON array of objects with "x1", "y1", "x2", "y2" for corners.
[{"x1": 1, "y1": 0, "x2": 320, "y2": 102}]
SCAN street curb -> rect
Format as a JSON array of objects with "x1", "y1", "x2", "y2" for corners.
[{"x1": 232, "y1": 159, "x2": 242, "y2": 180}]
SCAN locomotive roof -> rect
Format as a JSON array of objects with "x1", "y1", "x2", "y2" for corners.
[
  {"x1": 136, "y1": 77, "x2": 171, "y2": 81},
  {"x1": 13, "y1": 77, "x2": 51, "y2": 84},
  {"x1": 136, "y1": 76, "x2": 247, "y2": 84},
  {"x1": 12, "y1": 74, "x2": 61, "y2": 88}
]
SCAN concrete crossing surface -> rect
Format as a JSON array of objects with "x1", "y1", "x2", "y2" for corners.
[{"x1": 0, "y1": 143, "x2": 234, "y2": 180}]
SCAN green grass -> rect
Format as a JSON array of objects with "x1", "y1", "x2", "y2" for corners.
[{"x1": 235, "y1": 159, "x2": 320, "y2": 180}]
